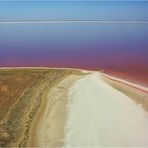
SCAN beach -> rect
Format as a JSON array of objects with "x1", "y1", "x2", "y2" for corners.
[
  {"x1": 0, "y1": 68, "x2": 147, "y2": 147},
  {"x1": 27, "y1": 70, "x2": 148, "y2": 147}
]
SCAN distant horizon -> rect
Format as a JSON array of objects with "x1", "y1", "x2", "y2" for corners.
[{"x1": 0, "y1": 1, "x2": 148, "y2": 83}]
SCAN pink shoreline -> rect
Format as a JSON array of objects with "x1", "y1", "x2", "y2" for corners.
[
  {"x1": 104, "y1": 74, "x2": 148, "y2": 94},
  {"x1": 104, "y1": 70, "x2": 148, "y2": 88}
]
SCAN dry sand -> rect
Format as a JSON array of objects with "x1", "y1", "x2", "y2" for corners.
[
  {"x1": 28, "y1": 74, "x2": 82, "y2": 147},
  {"x1": 27, "y1": 71, "x2": 148, "y2": 147},
  {"x1": 102, "y1": 75, "x2": 148, "y2": 112},
  {"x1": 64, "y1": 72, "x2": 148, "y2": 147}
]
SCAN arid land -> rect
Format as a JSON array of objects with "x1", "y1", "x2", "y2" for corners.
[
  {"x1": 0, "y1": 68, "x2": 147, "y2": 147},
  {"x1": 0, "y1": 68, "x2": 83, "y2": 147}
]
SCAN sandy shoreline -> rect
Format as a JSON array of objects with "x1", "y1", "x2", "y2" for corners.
[
  {"x1": 27, "y1": 71, "x2": 148, "y2": 147},
  {"x1": 28, "y1": 74, "x2": 82, "y2": 147},
  {"x1": 1, "y1": 68, "x2": 147, "y2": 147},
  {"x1": 64, "y1": 72, "x2": 148, "y2": 147},
  {"x1": 102, "y1": 75, "x2": 148, "y2": 112}
]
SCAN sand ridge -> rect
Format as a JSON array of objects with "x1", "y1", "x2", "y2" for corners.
[{"x1": 28, "y1": 74, "x2": 82, "y2": 147}]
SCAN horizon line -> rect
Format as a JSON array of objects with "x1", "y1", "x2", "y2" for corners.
[{"x1": 0, "y1": 20, "x2": 148, "y2": 24}]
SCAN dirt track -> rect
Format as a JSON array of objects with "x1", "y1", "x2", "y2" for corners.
[
  {"x1": 0, "y1": 68, "x2": 81, "y2": 147},
  {"x1": 28, "y1": 74, "x2": 82, "y2": 147}
]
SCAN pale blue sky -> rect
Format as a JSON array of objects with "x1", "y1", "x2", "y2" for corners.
[{"x1": 0, "y1": 1, "x2": 148, "y2": 21}]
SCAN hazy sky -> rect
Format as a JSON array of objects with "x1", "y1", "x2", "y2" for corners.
[
  {"x1": 0, "y1": 1, "x2": 148, "y2": 73},
  {"x1": 0, "y1": 1, "x2": 148, "y2": 20}
]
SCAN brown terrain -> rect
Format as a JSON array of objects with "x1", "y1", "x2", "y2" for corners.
[
  {"x1": 0, "y1": 68, "x2": 82, "y2": 147},
  {"x1": 0, "y1": 68, "x2": 147, "y2": 147}
]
